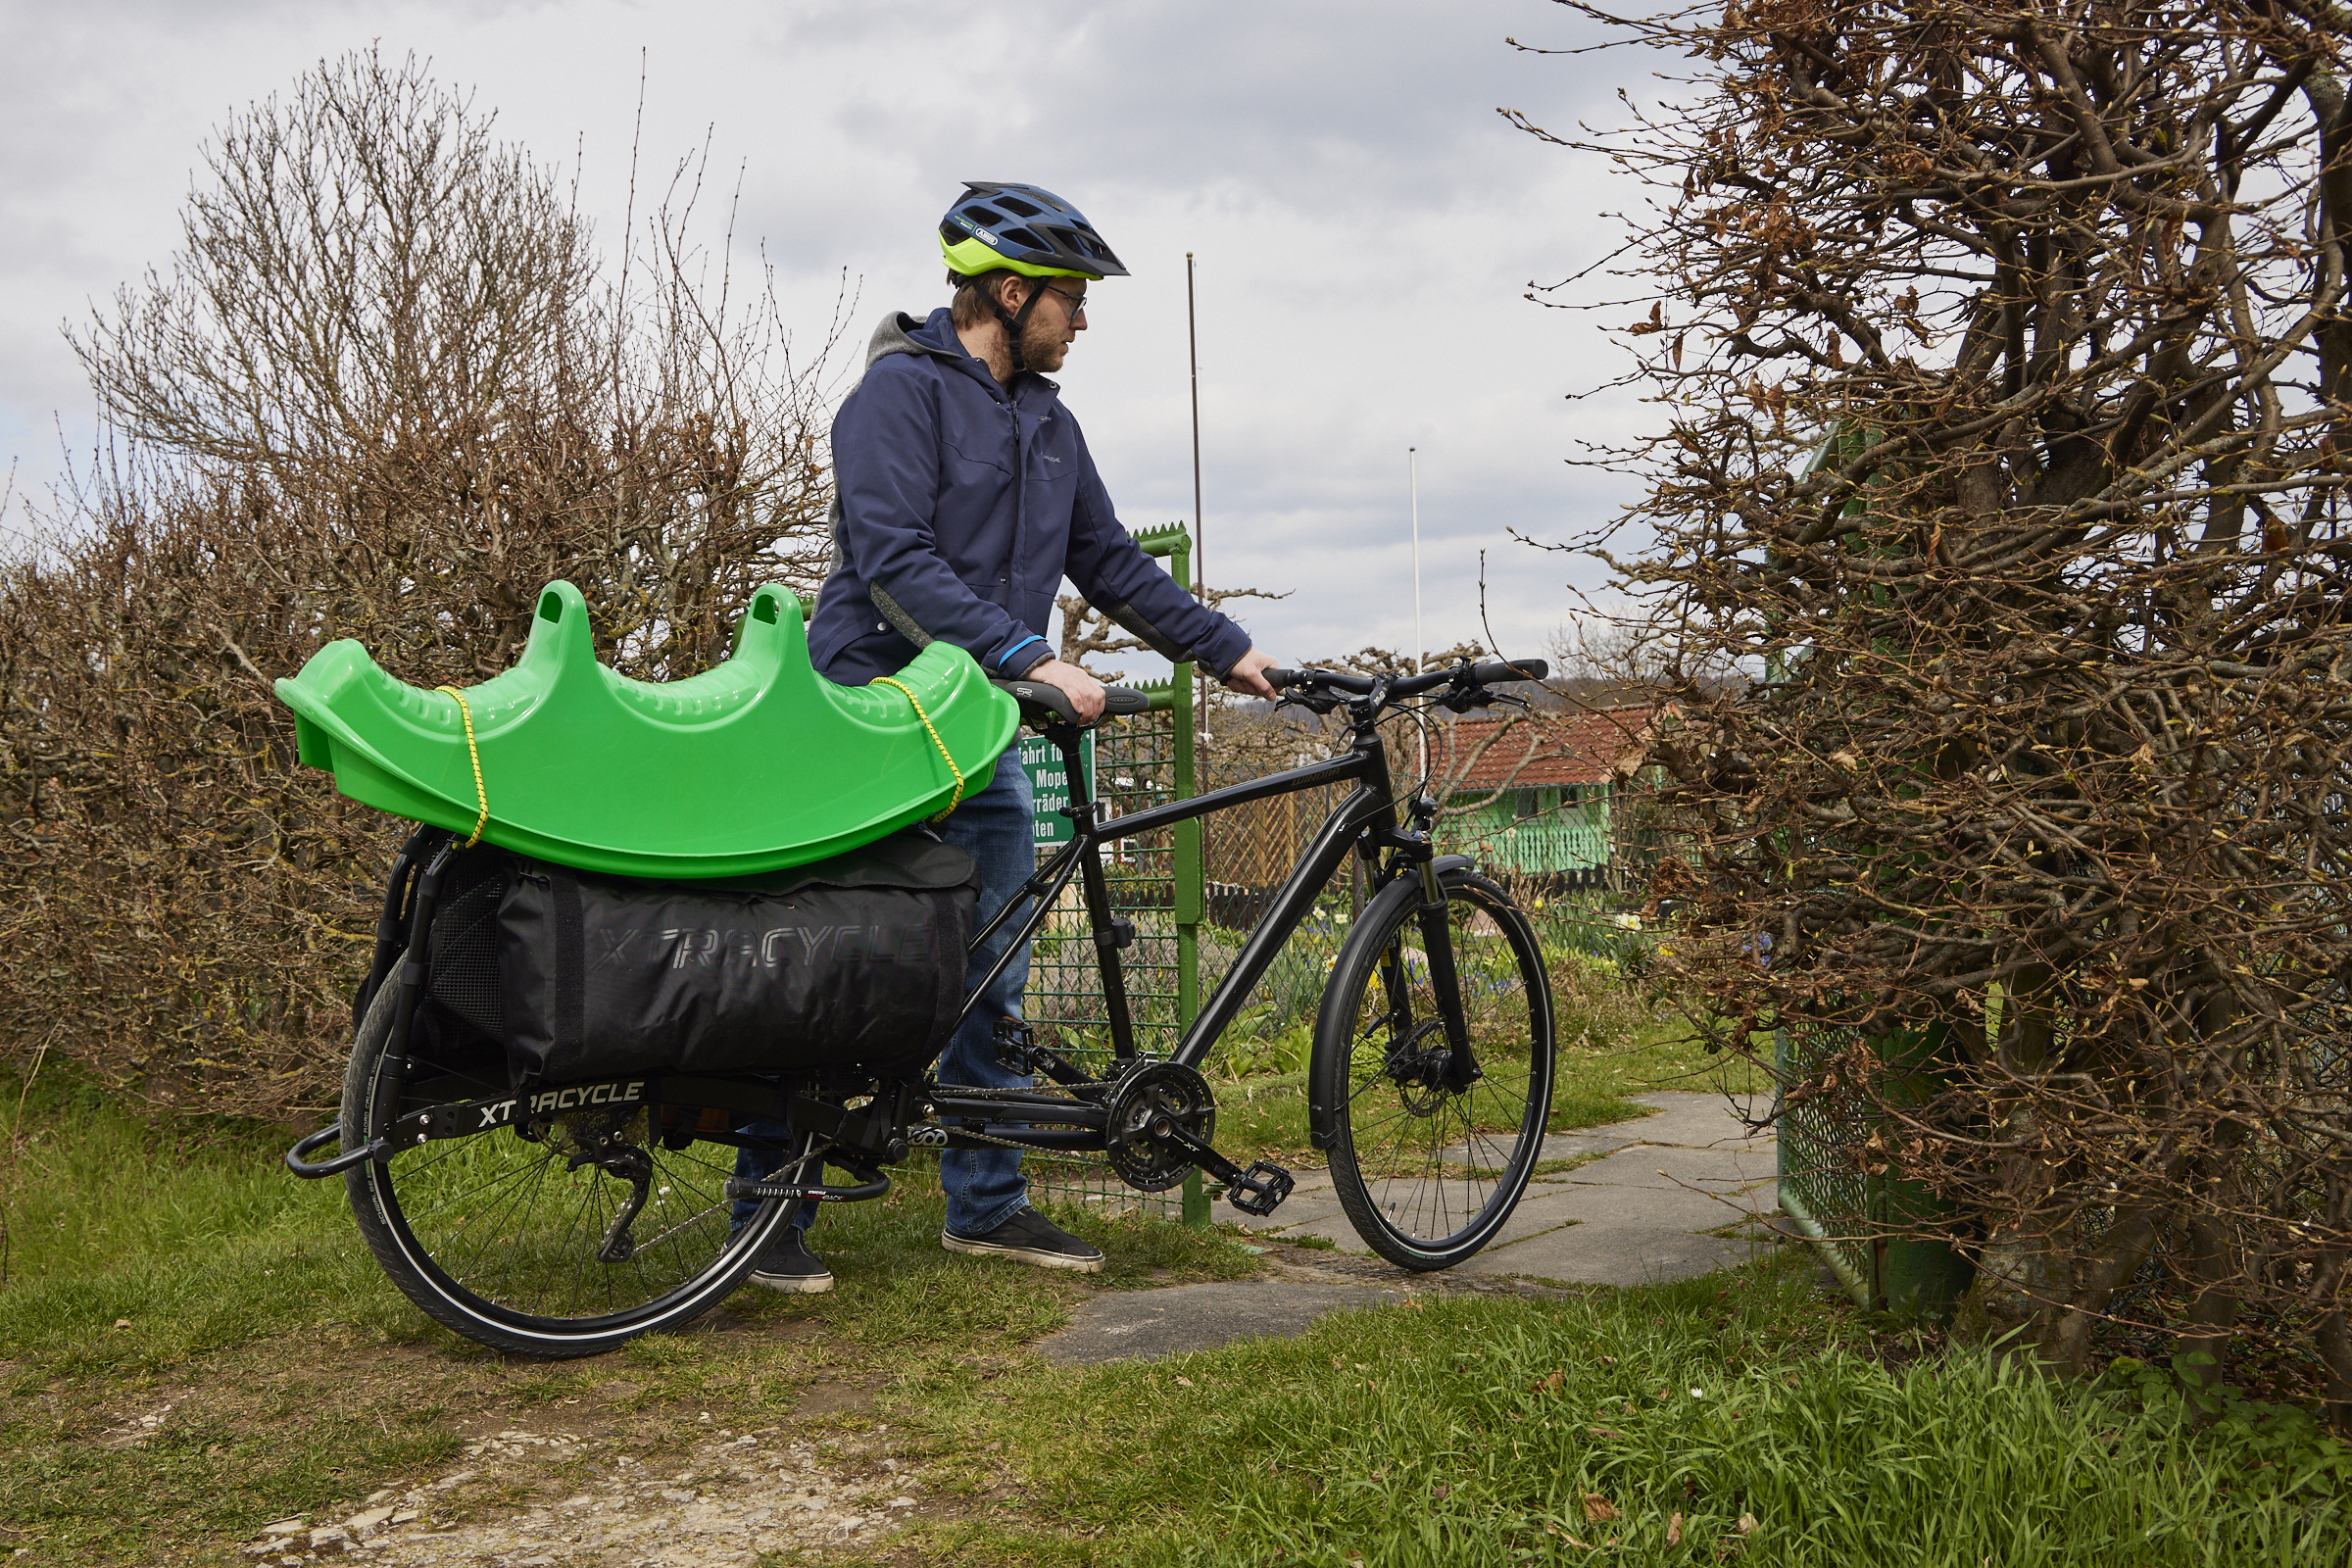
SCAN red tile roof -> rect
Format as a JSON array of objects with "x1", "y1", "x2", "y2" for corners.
[{"x1": 1429, "y1": 706, "x2": 1660, "y2": 791}]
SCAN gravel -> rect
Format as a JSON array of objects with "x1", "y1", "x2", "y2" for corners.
[{"x1": 239, "y1": 1425, "x2": 922, "y2": 1566}]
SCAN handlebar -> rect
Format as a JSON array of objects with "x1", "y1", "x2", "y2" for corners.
[
  {"x1": 992, "y1": 678, "x2": 1152, "y2": 729},
  {"x1": 1266, "y1": 658, "x2": 1547, "y2": 706}
]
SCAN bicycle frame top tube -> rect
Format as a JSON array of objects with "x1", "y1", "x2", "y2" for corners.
[{"x1": 951, "y1": 702, "x2": 1425, "y2": 1074}]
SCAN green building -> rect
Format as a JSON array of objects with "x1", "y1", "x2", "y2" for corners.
[{"x1": 1428, "y1": 706, "x2": 1661, "y2": 886}]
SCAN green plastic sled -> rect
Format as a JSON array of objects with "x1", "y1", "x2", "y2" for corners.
[{"x1": 274, "y1": 580, "x2": 1019, "y2": 878}]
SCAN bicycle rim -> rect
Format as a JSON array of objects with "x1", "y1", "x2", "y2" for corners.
[
  {"x1": 1315, "y1": 871, "x2": 1554, "y2": 1269},
  {"x1": 341, "y1": 987, "x2": 780, "y2": 1356}
]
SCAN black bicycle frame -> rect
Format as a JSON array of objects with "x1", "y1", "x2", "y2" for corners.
[{"x1": 946, "y1": 710, "x2": 1432, "y2": 1075}]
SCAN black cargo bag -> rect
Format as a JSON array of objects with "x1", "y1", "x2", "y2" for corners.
[{"x1": 402, "y1": 830, "x2": 979, "y2": 1089}]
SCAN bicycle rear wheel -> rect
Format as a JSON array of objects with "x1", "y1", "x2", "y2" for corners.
[
  {"x1": 1309, "y1": 865, "x2": 1555, "y2": 1270},
  {"x1": 340, "y1": 985, "x2": 788, "y2": 1357}
]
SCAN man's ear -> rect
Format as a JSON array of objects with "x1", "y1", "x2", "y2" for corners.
[{"x1": 994, "y1": 274, "x2": 1031, "y2": 315}]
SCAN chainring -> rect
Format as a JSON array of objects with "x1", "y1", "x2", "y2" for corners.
[{"x1": 1103, "y1": 1060, "x2": 1217, "y2": 1193}]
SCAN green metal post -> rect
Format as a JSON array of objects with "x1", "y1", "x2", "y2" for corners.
[{"x1": 1135, "y1": 526, "x2": 1209, "y2": 1225}]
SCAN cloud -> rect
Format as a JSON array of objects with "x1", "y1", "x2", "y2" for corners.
[{"x1": 0, "y1": 0, "x2": 1658, "y2": 663}]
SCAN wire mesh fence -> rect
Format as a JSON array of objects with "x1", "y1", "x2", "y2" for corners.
[
  {"x1": 1772, "y1": 1028, "x2": 1876, "y2": 1302},
  {"x1": 1023, "y1": 696, "x2": 1196, "y2": 1220}
]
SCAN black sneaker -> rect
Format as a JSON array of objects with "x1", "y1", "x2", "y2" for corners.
[
  {"x1": 744, "y1": 1226, "x2": 832, "y2": 1294},
  {"x1": 942, "y1": 1206, "x2": 1104, "y2": 1273}
]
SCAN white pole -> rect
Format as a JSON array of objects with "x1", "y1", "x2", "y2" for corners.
[
  {"x1": 1409, "y1": 447, "x2": 1424, "y2": 674},
  {"x1": 1410, "y1": 446, "x2": 1427, "y2": 787}
]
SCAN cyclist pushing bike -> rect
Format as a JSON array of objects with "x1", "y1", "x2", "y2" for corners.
[
  {"x1": 734, "y1": 181, "x2": 1283, "y2": 1292},
  {"x1": 283, "y1": 185, "x2": 1554, "y2": 1360}
]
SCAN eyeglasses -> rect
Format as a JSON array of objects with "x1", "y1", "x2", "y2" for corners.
[{"x1": 1041, "y1": 284, "x2": 1089, "y2": 319}]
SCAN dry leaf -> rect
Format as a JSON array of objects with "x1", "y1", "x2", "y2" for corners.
[
  {"x1": 1668, "y1": 1511, "x2": 1685, "y2": 1546},
  {"x1": 1530, "y1": 1369, "x2": 1566, "y2": 1394},
  {"x1": 1582, "y1": 1493, "x2": 1620, "y2": 1523},
  {"x1": 1174, "y1": 1377, "x2": 1195, "y2": 1388},
  {"x1": 1738, "y1": 1512, "x2": 1759, "y2": 1535},
  {"x1": 114, "y1": 1318, "x2": 133, "y2": 1329}
]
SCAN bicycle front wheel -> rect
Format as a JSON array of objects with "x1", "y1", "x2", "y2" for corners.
[
  {"x1": 340, "y1": 985, "x2": 787, "y2": 1357},
  {"x1": 1309, "y1": 865, "x2": 1555, "y2": 1270}
]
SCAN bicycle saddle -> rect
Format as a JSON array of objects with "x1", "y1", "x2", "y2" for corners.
[{"x1": 275, "y1": 580, "x2": 1019, "y2": 878}]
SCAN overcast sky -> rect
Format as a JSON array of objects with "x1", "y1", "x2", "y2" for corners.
[{"x1": 0, "y1": 0, "x2": 1662, "y2": 676}]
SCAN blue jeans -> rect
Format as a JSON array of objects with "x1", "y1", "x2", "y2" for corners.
[{"x1": 732, "y1": 749, "x2": 1037, "y2": 1238}]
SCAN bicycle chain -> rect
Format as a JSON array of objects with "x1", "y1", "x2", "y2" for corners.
[{"x1": 923, "y1": 1083, "x2": 1114, "y2": 1169}]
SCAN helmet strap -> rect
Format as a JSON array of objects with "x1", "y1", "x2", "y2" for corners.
[{"x1": 989, "y1": 277, "x2": 1052, "y2": 377}]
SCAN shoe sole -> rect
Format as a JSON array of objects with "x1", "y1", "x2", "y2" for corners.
[
  {"x1": 941, "y1": 1231, "x2": 1104, "y2": 1273},
  {"x1": 746, "y1": 1269, "x2": 833, "y2": 1295}
]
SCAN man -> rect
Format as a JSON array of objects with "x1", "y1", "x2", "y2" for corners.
[{"x1": 737, "y1": 182, "x2": 1278, "y2": 1292}]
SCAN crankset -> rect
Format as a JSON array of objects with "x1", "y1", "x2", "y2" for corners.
[
  {"x1": 1104, "y1": 1060, "x2": 1217, "y2": 1192},
  {"x1": 1103, "y1": 1060, "x2": 1295, "y2": 1217}
]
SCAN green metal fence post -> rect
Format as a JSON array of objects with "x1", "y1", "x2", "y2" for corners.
[{"x1": 1134, "y1": 525, "x2": 1209, "y2": 1225}]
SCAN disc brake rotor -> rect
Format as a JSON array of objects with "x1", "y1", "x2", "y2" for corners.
[
  {"x1": 1383, "y1": 1020, "x2": 1455, "y2": 1116},
  {"x1": 1103, "y1": 1060, "x2": 1217, "y2": 1193}
]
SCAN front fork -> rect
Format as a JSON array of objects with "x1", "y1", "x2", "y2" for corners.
[{"x1": 1382, "y1": 798, "x2": 1482, "y2": 1093}]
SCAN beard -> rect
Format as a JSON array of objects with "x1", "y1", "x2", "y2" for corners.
[{"x1": 1017, "y1": 310, "x2": 1071, "y2": 372}]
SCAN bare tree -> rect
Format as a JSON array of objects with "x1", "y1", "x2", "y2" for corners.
[
  {"x1": 0, "y1": 49, "x2": 841, "y2": 1118},
  {"x1": 1520, "y1": 0, "x2": 2352, "y2": 1401}
]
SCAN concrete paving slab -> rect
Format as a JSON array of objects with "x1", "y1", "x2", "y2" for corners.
[
  {"x1": 1613, "y1": 1091, "x2": 1766, "y2": 1148},
  {"x1": 1534, "y1": 1130, "x2": 1642, "y2": 1161},
  {"x1": 1252, "y1": 1195, "x2": 1348, "y2": 1237},
  {"x1": 1540, "y1": 1143, "x2": 1776, "y2": 1196},
  {"x1": 1255, "y1": 1212, "x2": 1367, "y2": 1251},
  {"x1": 1545, "y1": 1179, "x2": 1753, "y2": 1233},
  {"x1": 1458, "y1": 1223, "x2": 1758, "y2": 1286},
  {"x1": 1035, "y1": 1279, "x2": 1404, "y2": 1364}
]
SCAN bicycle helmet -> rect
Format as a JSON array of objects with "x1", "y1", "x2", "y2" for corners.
[
  {"x1": 939, "y1": 181, "x2": 1128, "y2": 282},
  {"x1": 939, "y1": 181, "x2": 1127, "y2": 373}
]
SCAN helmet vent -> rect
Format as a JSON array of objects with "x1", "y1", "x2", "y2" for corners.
[
  {"x1": 999, "y1": 226, "x2": 1046, "y2": 250},
  {"x1": 966, "y1": 205, "x2": 1004, "y2": 226},
  {"x1": 994, "y1": 195, "x2": 1043, "y2": 218}
]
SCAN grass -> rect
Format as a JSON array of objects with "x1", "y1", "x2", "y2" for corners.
[
  {"x1": 897, "y1": 1252, "x2": 2352, "y2": 1567},
  {"x1": 3, "y1": 1066, "x2": 2346, "y2": 1566},
  {"x1": 0, "y1": 1071, "x2": 1257, "y2": 1564}
]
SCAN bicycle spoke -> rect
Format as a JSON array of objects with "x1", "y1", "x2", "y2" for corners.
[{"x1": 1317, "y1": 874, "x2": 1552, "y2": 1266}]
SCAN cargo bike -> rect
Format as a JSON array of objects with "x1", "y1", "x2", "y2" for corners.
[{"x1": 282, "y1": 582, "x2": 1558, "y2": 1357}]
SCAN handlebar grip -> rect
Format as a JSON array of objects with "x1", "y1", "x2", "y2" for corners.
[
  {"x1": 992, "y1": 678, "x2": 1150, "y2": 726},
  {"x1": 1469, "y1": 658, "x2": 1548, "y2": 684},
  {"x1": 1266, "y1": 668, "x2": 1305, "y2": 690}
]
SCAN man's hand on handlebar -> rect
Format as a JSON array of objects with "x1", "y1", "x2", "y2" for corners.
[
  {"x1": 1223, "y1": 647, "x2": 1280, "y2": 701},
  {"x1": 1023, "y1": 657, "x2": 1106, "y2": 723}
]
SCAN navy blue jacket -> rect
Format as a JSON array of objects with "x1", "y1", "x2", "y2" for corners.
[{"x1": 808, "y1": 309, "x2": 1250, "y2": 688}]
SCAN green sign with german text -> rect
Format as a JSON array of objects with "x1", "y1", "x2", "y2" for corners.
[{"x1": 1020, "y1": 732, "x2": 1095, "y2": 846}]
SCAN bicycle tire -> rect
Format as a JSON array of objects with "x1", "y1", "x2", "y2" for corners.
[
  {"x1": 340, "y1": 984, "x2": 788, "y2": 1357},
  {"x1": 1309, "y1": 866, "x2": 1555, "y2": 1270}
]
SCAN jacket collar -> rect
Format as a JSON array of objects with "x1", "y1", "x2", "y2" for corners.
[{"x1": 873, "y1": 308, "x2": 1058, "y2": 405}]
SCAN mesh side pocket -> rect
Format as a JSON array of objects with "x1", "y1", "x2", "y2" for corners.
[{"x1": 427, "y1": 852, "x2": 507, "y2": 1039}]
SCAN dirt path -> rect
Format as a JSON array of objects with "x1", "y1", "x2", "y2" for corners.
[{"x1": 233, "y1": 1416, "x2": 932, "y2": 1566}]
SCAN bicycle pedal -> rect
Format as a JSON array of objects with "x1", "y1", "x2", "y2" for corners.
[
  {"x1": 1225, "y1": 1162, "x2": 1295, "y2": 1217},
  {"x1": 993, "y1": 1017, "x2": 1038, "y2": 1071}
]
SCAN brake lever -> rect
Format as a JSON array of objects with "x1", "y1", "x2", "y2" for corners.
[{"x1": 1275, "y1": 692, "x2": 1341, "y2": 716}]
